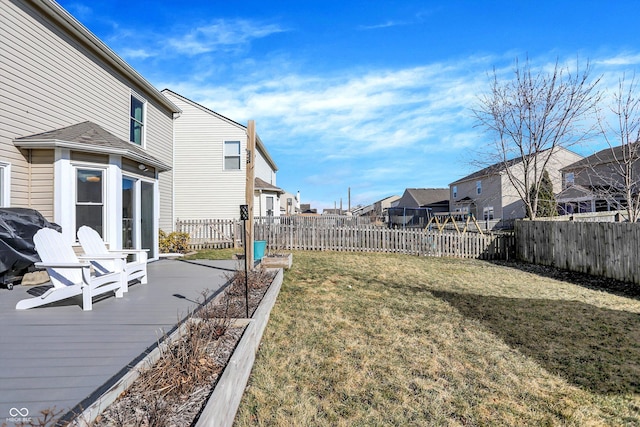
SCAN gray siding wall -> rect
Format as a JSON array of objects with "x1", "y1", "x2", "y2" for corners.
[{"x1": 0, "y1": 1, "x2": 174, "y2": 228}]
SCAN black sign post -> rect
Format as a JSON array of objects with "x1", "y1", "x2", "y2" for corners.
[{"x1": 240, "y1": 205, "x2": 250, "y2": 318}]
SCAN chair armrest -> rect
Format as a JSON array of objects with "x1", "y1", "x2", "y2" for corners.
[
  {"x1": 78, "y1": 254, "x2": 127, "y2": 261},
  {"x1": 35, "y1": 261, "x2": 91, "y2": 269},
  {"x1": 107, "y1": 249, "x2": 149, "y2": 255}
]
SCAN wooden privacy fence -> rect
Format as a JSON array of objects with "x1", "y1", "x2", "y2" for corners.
[
  {"x1": 254, "y1": 222, "x2": 514, "y2": 260},
  {"x1": 516, "y1": 220, "x2": 640, "y2": 285}
]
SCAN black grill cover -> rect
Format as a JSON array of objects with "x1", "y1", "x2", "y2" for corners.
[{"x1": 0, "y1": 208, "x2": 61, "y2": 277}]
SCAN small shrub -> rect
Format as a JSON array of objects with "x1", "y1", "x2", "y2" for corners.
[{"x1": 159, "y1": 230, "x2": 190, "y2": 254}]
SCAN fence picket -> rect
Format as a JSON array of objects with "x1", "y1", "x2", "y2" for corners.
[{"x1": 176, "y1": 217, "x2": 514, "y2": 260}]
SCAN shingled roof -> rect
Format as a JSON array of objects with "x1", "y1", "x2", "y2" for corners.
[
  {"x1": 404, "y1": 188, "x2": 450, "y2": 206},
  {"x1": 255, "y1": 177, "x2": 284, "y2": 194},
  {"x1": 563, "y1": 143, "x2": 640, "y2": 170},
  {"x1": 14, "y1": 121, "x2": 170, "y2": 171}
]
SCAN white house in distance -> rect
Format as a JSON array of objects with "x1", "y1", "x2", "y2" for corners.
[
  {"x1": 449, "y1": 147, "x2": 583, "y2": 221},
  {"x1": 280, "y1": 190, "x2": 301, "y2": 215},
  {"x1": 1, "y1": 0, "x2": 180, "y2": 259},
  {"x1": 161, "y1": 90, "x2": 283, "y2": 220}
]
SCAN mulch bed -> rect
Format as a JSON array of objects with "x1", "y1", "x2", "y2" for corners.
[{"x1": 90, "y1": 268, "x2": 276, "y2": 427}]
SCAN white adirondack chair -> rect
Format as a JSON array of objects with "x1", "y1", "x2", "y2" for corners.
[
  {"x1": 16, "y1": 228, "x2": 126, "y2": 310},
  {"x1": 77, "y1": 225, "x2": 148, "y2": 290}
]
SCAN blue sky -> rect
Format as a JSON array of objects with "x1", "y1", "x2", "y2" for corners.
[{"x1": 58, "y1": 0, "x2": 640, "y2": 211}]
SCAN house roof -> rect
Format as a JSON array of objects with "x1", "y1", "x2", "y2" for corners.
[
  {"x1": 14, "y1": 121, "x2": 171, "y2": 171},
  {"x1": 449, "y1": 147, "x2": 580, "y2": 185},
  {"x1": 374, "y1": 195, "x2": 401, "y2": 205},
  {"x1": 563, "y1": 143, "x2": 640, "y2": 171},
  {"x1": 555, "y1": 184, "x2": 597, "y2": 202},
  {"x1": 255, "y1": 177, "x2": 285, "y2": 194},
  {"x1": 161, "y1": 89, "x2": 278, "y2": 171},
  {"x1": 31, "y1": 1, "x2": 180, "y2": 115},
  {"x1": 450, "y1": 158, "x2": 522, "y2": 185},
  {"x1": 403, "y1": 188, "x2": 450, "y2": 206}
]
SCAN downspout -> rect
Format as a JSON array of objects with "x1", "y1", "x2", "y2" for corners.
[{"x1": 28, "y1": 149, "x2": 32, "y2": 207}]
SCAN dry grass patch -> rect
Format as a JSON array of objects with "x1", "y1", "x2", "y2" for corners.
[{"x1": 234, "y1": 251, "x2": 640, "y2": 426}]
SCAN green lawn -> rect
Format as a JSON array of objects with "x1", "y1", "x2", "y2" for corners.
[{"x1": 193, "y1": 250, "x2": 640, "y2": 426}]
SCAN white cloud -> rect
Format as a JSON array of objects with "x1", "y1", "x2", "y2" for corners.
[
  {"x1": 155, "y1": 46, "x2": 640, "y2": 208},
  {"x1": 594, "y1": 53, "x2": 640, "y2": 67},
  {"x1": 358, "y1": 20, "x2": 408, "y2": 30},
  {"x1": 167, "y1": 19, "x2": 287, "y2": 55},
  {"x1": 120, "y1": 48, "x2": 155, "y2": 60}
]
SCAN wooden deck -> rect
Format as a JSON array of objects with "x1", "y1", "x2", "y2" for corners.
[{"x1": 0, "y1": 258, "x2": 237, "y2": 424}]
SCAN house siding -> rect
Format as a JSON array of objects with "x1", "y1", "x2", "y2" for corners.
[
  {"x1": 255, "y1": 149, "x2": 275, "y2": 184},
  {"x1": 1, "y1": 0, "x2": 177, "y2": 254},
  {"x1": 450, "y1": 147, "x2": 584, "y2": 221},
  {"x1": 28, "y1": 149, "x2": 55, "y2": 219},
  {"x1": 164, "y1": 92, "x2": 248, "y2": 220}
]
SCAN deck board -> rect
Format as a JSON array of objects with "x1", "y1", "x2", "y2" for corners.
[{"x1": 0, "y1": 258, "x2": 235, "y2": 423}]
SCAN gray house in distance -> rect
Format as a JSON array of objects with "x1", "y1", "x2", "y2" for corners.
[
  {"x1": 449, "y1": 147, "x2": 582, "y2": 221},
  {"x1": 556, "y1": 144, "x2": 640, "y2": 215},
  {"x1": 395, "y1": 188, "x2": 450, "y2": 212},
  {"x1": 388, "y1": 188, "x2": 449, "y2": 228}
]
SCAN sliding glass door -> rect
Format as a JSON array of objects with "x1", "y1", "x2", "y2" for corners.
[
  {"x1": 122, "y1": 177, "x2": 155, "y2": 259},
  {"x1": 141, "y1": 181, "x2": 154, "y2": 258}
]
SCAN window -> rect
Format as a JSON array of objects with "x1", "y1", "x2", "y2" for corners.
[
  {"x1": 130, "y1": 94, "x2": 145, "y2": 145},
  {"x1": 476, "y1": 180, "x2": 482, "y2": 195},
  {"x1": 266, "y1": 196, "x2": 274, "y2": 216},
  {"x1": 565, "y1": 172, "x2": 575, "y2": 188},
  {"x1": 452, "y1": 185, "x2": 457, "y2": 199},
  {"x1": 224, "y1": 141, "x2": 241, "y2": 170},
  {"x1": 76, "y1": 169, "x2": 104, "y2": 237},
  {"x1": 483, "y1": 206, "x2": 494, "y2": 220}
]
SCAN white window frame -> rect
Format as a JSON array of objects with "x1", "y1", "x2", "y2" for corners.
[
  {"x1": 0, "y1": 162, "x2": 11, "y2": 207},
  {"x1": 476, "y1": 180, "x2": 482, "y2": 195},
  {"x1": 74, "y1": 165, "x2": 108, "y2": 239},
  {"x1": 452, "y1": 185, "x2": 457, "y2": 199},
  {"x1": 130, "y1": 92, "x2": 147, "y2": 147},
  {"x1": 224, "y1": 141, "x2": 241, "y2": 170},
  {"x1": 565, "y1": 172, "x2": 575, "y2": 188},
  {"x1": 483, "y1": 206, "x2": 494, "y2": 220}
]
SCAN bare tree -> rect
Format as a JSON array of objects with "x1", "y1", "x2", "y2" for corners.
[
  {"x1": 474, "y1": 57, "x2": 601, "y2": 219},
  {"x1": 590, "y1": 73, "x2": 640, "y2": 222}
]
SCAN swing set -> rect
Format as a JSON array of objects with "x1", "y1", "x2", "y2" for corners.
[{"x1": 424, "y1": 212, "x2": 484, "y2": 235}]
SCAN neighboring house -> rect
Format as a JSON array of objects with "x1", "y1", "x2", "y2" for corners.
[
  {"x1": 395, "y1": 188, "x2": 450, "y2": 212},
  {"x1": 280, "y1": 190, "x2": 300, "y2": 215},
  {"x1": 1, "y1": 0, "x2": 180, "y2": 259},
  {"x1": 353, "y1": 195, "x2": 401, "y2": 218},
  {"x1": 388, "y1": 188, "x2": 448, "y2": 228},
  {"x1": 556, "y1": 144, "x2": 640, "y2": 214},
  {"x1": 373, "y1": 195, "x2": 401, "y2": 217},
  {"x1": 322, "y1": 208, "x2": 344, "y2": 215},
  {"x1": 449, "y1": 147, "x2": 583, "y2": 221},
  {"x1": 300, "y1": 204, "x2": 317, "y2": 214},
  {"x1": 161, "y1": 90, "x2": 282, "y2": 220}
]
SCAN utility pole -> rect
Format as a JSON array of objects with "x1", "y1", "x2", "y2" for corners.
[{"x1": 245, "y1": 120, "x2": 256, "y2": 267}]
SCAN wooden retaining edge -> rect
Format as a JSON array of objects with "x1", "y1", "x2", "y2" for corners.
[
  {"x1": 70, "y1": 268, "x2": 282, "y2": 426},
  {"x1": 195, "y1": 267, "x2": 284, "y2": 427},
  {"x1": 70, "y1": 314, "x2": 203, "y2": 426}
]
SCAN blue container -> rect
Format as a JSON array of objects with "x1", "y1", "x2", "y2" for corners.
[{"x1": 254, "y1": 240, "x2": 267, "y2": 261}]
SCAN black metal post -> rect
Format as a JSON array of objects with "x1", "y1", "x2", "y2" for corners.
[{"x1": 240, "y1": 205, "x2": 250, "y2": 318}]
